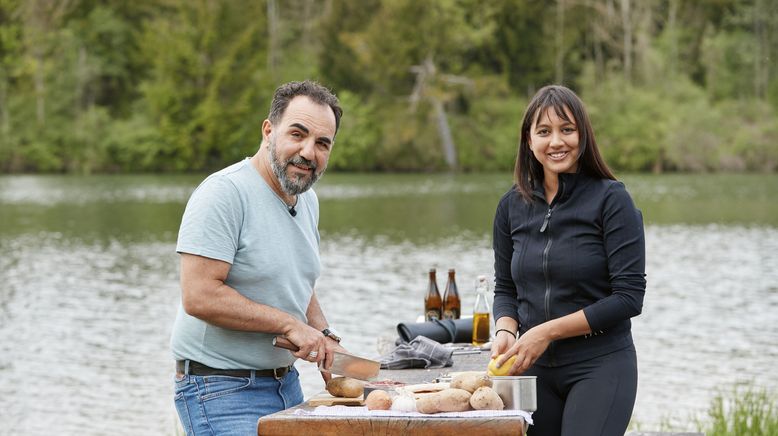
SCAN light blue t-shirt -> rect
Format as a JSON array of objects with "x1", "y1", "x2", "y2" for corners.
[{"x1": 171, "y1": 158, "x2": 321, "y2": 369}]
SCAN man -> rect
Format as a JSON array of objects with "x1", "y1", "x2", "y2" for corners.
[{"x1": 171, "y1": 81, "x2": 345, "y2": 435}]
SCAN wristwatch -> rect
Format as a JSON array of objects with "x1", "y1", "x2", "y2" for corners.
[{"x1": 322, "y1": 328, "x2": 341, "y2": 343}]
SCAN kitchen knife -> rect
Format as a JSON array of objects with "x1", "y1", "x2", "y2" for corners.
[{"x1": 272, "y1": 336, "x2": 380, "y2": 381}]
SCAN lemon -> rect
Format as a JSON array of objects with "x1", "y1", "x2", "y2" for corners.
[{"x1": 487, "y1": 354, "x2": 517, "y2": 377}]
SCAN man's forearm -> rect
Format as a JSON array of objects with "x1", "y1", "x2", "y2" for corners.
[
  {"x1": 184, "y1": 281, "x2": 300, "y2": 335},
  {"x1": 305, "y1": 291, "x2": 329, "y2": 331}
]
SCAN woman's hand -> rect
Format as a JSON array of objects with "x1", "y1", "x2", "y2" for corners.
[
  {"x1": 490, "y1": 330, "x2": 517, "y2": 360},
  {"x1": 489, "y1": 329, "x2": 518, "y2": 376},
  {"x1": 497, "y1": 310, "x2": 591, "y2": 374},
  {"x1": 504, "y1": 325, "x2": 552, "y2": 375},
  {"x1": 490, "y1": 317, "x2": 520, "y2": 372}
]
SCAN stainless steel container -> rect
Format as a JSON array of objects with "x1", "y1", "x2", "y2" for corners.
[{"x1": 490, "y1": 376, "x2": 537, "y2": 412}]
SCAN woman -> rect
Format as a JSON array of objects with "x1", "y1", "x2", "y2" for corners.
[{"x1": 490, "y1": 85, "x2": 646, "y2": 436}]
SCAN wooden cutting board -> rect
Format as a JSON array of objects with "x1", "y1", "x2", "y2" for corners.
[{"x1": 307, "y1": 393, "x2": 365, "y2": 406}]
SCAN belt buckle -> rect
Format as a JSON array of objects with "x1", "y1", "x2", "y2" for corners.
[{"x1": 273, "y1": 366, "x2": 292, "y2": 380}]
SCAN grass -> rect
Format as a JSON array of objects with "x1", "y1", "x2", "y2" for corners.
[
  {"x1": 627, "y1": 384, "x2": 778, "y2": 435},
  {"x1": 700, "y1": 386, "x2": 778, "y2": 436}
]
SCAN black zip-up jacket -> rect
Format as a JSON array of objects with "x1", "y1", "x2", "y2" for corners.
[{"x1": 493, "y1": 172, "x2": 646, "y2": 366}]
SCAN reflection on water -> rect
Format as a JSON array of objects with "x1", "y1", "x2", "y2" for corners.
[
  {"x1": 637, "y1": 225, "x2": 778, "y2": 427},
  {"x1": 0, "y1": 235, "x2": 180, "y2": 435},
  {"x1": 0, "y1": 173, "x2": 777, "y2": 434}
]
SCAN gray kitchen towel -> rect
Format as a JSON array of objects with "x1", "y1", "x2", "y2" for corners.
[{"x1": 379, "y1": 336, "x2": 454, "y2": 369}]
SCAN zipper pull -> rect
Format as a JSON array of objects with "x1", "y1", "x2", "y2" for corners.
[{"x1": 540, "y1": 207, "x2": 553, "y2": 233}]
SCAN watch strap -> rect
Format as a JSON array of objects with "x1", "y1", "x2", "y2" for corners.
[{"x1": 321, "y1": 328, "x2": 341, "y2": 343}]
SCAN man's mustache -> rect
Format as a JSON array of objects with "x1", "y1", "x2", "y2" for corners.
[{"x1": 287, "y1": 155, "x2": 317, "y2": 172}]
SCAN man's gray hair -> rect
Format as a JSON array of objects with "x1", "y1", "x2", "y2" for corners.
[{"x1": 268, "y1": 81, "x2": 343, "y2": 134}]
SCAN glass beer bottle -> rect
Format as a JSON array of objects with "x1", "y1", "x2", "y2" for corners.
[
  {"x1": 424, "y1": 268, "x2": 442, "y2": 321},
  {"x1": 442, "y1": 269, "x2": 461, "y2": 320},
  {"x1": 472, "y1": 275, "x2": 491, "y2": 346}
]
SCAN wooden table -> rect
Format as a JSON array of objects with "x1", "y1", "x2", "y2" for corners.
[{"x1": 258, "y1": 351, "x2": 528, "y2": 436}]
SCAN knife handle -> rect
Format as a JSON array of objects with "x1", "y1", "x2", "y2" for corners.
[{"x1": 272, "y1": 336, "x2": 300, "y2": 352}]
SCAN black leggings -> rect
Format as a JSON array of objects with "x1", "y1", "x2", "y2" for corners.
[{"x1": 524, "y1": 345, "x2": 637, "y2": 436}]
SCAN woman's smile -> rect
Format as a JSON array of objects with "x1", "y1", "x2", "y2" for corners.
[{"x1": 548, "y1": 150, "x2": 571, "y2": 161}]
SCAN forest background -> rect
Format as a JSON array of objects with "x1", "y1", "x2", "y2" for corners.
[{"x1": 0, "y1": 0, "x2": 776, "y2": 174}]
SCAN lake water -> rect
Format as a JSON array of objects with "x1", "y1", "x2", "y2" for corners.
[{"x1": 0, "y1": 172, "x2": 776, "y2": 434}]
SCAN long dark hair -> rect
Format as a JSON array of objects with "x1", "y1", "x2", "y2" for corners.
[{"x1": 514, "y1": 85, "x2": 615, "y2": 201}]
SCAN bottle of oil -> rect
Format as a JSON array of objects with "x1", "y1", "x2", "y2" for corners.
[
  {"x1": 442, "y1": 269, "x2": 461, "y2": 320},
  {"x1": 424, "y1": 268, "x2": 442, "y2": 321},
  {"x1": 472, "y1": 275, "x2": 491, "y2": 346}
]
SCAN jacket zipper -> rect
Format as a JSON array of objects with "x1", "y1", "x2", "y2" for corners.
[
  {"x1": 539, "y1": 178, "x2": 565, "y2": 366},
  {"x1": 540, "y1": 205, "x2": 553, "y2": 321},
  {"x1": 540, "y1": 204, "x2": 555, "y2": 365},
  {"x1": 540, "y1": 208, "x2": 552, "y2": 233}
]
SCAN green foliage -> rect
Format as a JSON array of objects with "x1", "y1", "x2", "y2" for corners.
[
  {"x1": 450, "y1": 86, "x2": 524, "y2": 172},
  {"x1": 489, "y1": 0, "x2": 554, "y2": 91},
  {"x1": 718, "y1": 100, "x2": 778, "y2": 171},
  {"x1": 703, "y1": 386, "x2": 778, "y2": 436},
  {"x1": 0, "y1": 0, "x2": 775, "y2": 173},
  {"x1": 703, "y1": 30, "x2": 759, "y2": 101},
  {"x1": 583, "y1": 74, "x2": 670, "y2": 172},
  {"x1": 326, "y1": 91, "x2": 382, "y2": 171},
  {"x1": 629, "y1": 383, "x2": 778, "y2": 434},
  {"x1": 769, "y1": 79, "x2": 778, "y2": 112},
  {"x1": 138, "y1": 0, "x2": 271, "y2": 172},
  {"x1": 376, "y1": 100, "x2": 447, "y2": 171},
  {"x1": 581, "y1": 61, "x2": 778, "y2": 173},
  {"x1": 103, "y1": 112, "x2": 164, "y2": 172}
]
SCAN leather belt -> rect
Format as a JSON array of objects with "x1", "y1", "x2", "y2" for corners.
[{"x1": 176, "y1": 360, "x2": 290, "y2": 379}]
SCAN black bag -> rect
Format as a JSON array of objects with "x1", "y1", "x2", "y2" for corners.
[{"x1": 396, "y1": 318, "x2": 473, "y2": 344}]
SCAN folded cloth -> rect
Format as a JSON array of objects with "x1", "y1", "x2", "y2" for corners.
[
  {"x1": 379, "y1": 336, "x2": 454, "y2": 369},
  {"x1": 396, "y1": 318, "x2": 474, "y2": 344}
]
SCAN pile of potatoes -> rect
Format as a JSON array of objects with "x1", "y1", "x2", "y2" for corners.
[
  {"x1": 364, "y1": 372, "x2": 504, "y2": 414},
  {"x1": 416, "y1": 372, "x2": 504, "y2": 413}
]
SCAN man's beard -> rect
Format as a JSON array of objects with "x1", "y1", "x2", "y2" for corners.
[{"x1": 268, "y1": 137, "x2": 323, "y2": 196}]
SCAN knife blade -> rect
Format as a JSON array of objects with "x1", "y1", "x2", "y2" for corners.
[{"x1": 272, "y1": 336, "x2": 380, "y2": 381}]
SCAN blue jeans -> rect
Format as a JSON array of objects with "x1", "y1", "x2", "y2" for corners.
[{"x1": 174, "y1": 365, "x2": 304, "y2": 436}]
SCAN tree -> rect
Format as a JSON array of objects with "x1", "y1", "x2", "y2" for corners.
[{"x1": 138, "y1": 0, "x2": 269, "y2": 171}]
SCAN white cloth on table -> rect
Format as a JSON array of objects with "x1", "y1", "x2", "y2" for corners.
[{"x1": 293, "y1": 405, "x2": 533, "y2": 425}]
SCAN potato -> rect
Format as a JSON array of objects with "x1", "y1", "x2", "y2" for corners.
[
  {"x1": 325, "y1": 377, "x2": 365, "y2": 398},
  {"x1": 469, "y1": 386, "x2": 504, "y2": 410},
  {"x1": 416, "y1": 388, "x2": 472, "y2": 414},
  {"x1": 437, "y1": 388, "x2": 473, "y2": 412},
  {"x1": 450, "y1": 372, "x2": 492, "y2": 393},
  {"x1": 415, "y1": 394, "x2": 439, "y2": 414},
  {"x1": 365, "y1": 390, "x2": 393, "y2": 410},
  {"x1": 488, "y1": 354, "x2": 517, "y2": 377}
]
